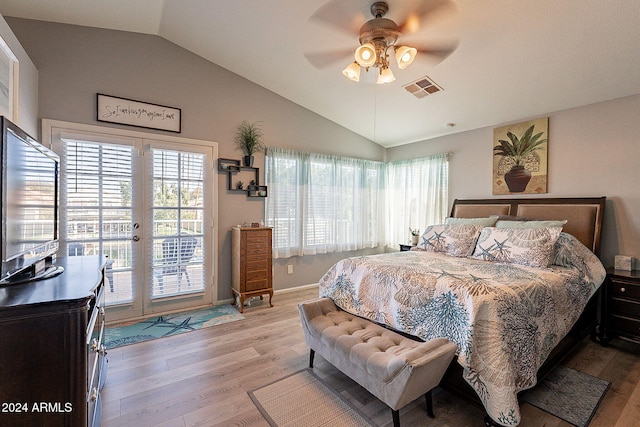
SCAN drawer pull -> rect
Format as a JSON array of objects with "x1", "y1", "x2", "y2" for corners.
[{"x1": 620, "y1": 287, "x2": 626, "y2": 293}]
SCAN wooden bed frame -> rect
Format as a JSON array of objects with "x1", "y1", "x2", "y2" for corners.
[
  {"x1": 450, "y1": 197, "x2": 605, "y2": 254},
  {"x1": 443, "y1": 196, "x2": 606, "y2": 424}
]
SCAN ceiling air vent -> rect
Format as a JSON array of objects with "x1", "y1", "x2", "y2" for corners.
[{"x1": 403, "y1": 76, "x2": 442, "y2": 99}]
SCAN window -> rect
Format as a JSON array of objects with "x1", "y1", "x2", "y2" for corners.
[
  {"x1": 264, "y1": 148, "x2": 385, "y2": 258},
  {"x1": 385, "y1": 154, "x2": 449, "y2": 246},
  {"x1": 265, "y1": 148, "x2": 448, "y2": 257}
]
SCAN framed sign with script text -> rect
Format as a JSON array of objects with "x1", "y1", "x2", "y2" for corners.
[{"x1": 97, "y1": 94, "x2": 181, "y2": 132}]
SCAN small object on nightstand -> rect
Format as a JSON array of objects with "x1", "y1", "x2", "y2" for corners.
[
  {"x1": 614, "y1": 255, "x2": 633, "y2": 271},
  {"x1": 600, "y1": 268, "x2": 640, "y2": 345},
  {"x1": 399, "y1": 244, "x2": 415, "y2": 252}
]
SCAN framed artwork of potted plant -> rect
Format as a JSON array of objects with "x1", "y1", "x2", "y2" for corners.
[{"x1": 492, "y1": 117, "x2": 548, "y2": 195}]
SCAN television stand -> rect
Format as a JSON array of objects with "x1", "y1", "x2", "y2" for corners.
[{"x1": 0, "y1": 255, "x2": 107, "y2": 426}]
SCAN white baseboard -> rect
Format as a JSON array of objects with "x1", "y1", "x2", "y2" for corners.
[{"x1": 274, "y1": 283, "x2": 319, "y2": 294}]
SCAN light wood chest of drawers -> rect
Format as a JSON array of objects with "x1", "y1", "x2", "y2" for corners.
[{"x1": 231, "y1": 227, "x2": 273, "y2": 313}]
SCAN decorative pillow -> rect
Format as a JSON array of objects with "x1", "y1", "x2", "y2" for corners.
[
  {"x1": 495, "y1": 219, "x2": 567, "y2": 229},
  {"x1": 416, "y1": 224, "x2": 484, "y2": 257},
  {"x1": 445, "y1": 217, "x2": 498, "y2": 227},
  {"x1": 471, "y1": 226, "x2": 563, "y2": 267}
]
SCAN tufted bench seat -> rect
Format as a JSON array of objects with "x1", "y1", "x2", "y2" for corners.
[{"x1": 298, "y1": 297, "x2": 457, "y2": 427}]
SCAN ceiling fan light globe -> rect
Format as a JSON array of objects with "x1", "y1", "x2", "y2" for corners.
[
  {"x1": 342, "y1": 62, "x2": 361, "y2": 82},
  {"x1": 355, "y1": 43, "x2": 377, "y2": 67},
  {"x1": 395, "y1": 46, "x2": 417, "y2": 69},
  {"x1": 377, "y1": 67, "x2": 395, "y2": 84}
]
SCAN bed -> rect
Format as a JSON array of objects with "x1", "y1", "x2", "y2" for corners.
[{"x1": 318, "y1": 197, "x2": 606, "y2": 426}]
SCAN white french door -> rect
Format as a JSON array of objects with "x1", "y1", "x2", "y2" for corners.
[{"x1": 44, "y1": 121, "x2": 217, "y2": 322}]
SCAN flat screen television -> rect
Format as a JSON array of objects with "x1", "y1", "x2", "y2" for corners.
[{"x1": 0, "y1": 117, "x2": 62, "y2": 285}]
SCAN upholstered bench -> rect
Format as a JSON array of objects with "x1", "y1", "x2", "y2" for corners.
[{"x1": 298, "y1": 297, "x2": 457, "y2": 427}]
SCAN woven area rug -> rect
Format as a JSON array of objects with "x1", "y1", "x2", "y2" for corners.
[
  {"x1": 522, "y1": 366, "x2": 610, "y2": 427},
  {"x1": 249, "y1": 369, "x2": 374, "y2": 427},
  {"x1": 104, "y1": 305, "x2": 244, "y2": 349}
]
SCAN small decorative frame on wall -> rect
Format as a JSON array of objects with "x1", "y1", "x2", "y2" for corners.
[
  {"x1": 96, "y1": 93, "x2": 181, "y2": 133},
  {"x1": 0, "y1": 36, "x2": 19, "y2": 122},
  {"x1": 492, "y1": 117, "x2": 548, "y2": 195}
]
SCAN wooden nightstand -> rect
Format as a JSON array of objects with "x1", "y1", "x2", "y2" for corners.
[{"x1": 600, "y1": 268, "x2": 640, "y2": 344}]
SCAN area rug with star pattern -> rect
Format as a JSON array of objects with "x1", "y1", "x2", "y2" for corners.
[{"x1": 103, "y1": 304, "x2": 244, "y2": 349}]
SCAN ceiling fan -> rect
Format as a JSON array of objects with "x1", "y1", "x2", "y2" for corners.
[{"x1": 305, "y1": 0, "x2": 458, "y2": 84}]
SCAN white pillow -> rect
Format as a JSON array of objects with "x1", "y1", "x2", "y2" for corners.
[
  {"x1": 495, "y1": 219, "x2": 567, "y2": 229},
  {"x1": 471, "y1": 226, "x2": 562, "y2": 267},
  {"x1": 445, "y1": 217, "x2": 498, "y2": 227},
  {"x1": 416, "y1": 224, "x2": 484, "y2": 257}
]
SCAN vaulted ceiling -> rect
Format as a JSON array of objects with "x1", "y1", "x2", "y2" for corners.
[{"x1": 1, "y1": 0, "x2": 639, "y2": 147}]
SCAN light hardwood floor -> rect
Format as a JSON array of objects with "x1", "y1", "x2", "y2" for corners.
[{"x1": 102, "y1": 287, "x2": 640, "y2": 427}]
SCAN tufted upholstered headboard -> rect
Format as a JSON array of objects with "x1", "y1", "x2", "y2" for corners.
[{"x1": 450, "y1": 197, "x2": 606, "y2": 255}]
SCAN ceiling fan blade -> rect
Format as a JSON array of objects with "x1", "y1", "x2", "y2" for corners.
[
  {"x1": 304, "y1": 49, "x2": 354, "y2": 69},
  {"x1": 413, "y1": 40, "x2": 459, "y2": 65},
  {"x1": 398, "y1": 0, "x2": 458, "y2": 35},
  {"x1": 309, "y1": 0, "x2": 367, "y2": 37}
]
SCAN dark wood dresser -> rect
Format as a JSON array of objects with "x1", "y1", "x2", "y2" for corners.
[
  {"x1": 0, "y1": 256, "x2": 107, "y2": 426},
  {"x1": 601, "y1": 268, "x2": 640, "y2": 345},
  {"x1": 231, "y1": 226, "x2": 273, "y2": 313}
]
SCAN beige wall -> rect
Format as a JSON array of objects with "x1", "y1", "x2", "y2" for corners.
[
  {"x1": 4, "y1": 17, "x2": 639, "y2": 305},
  {"x1": 388, "y1": 94, "x2": 640, "y2": 268}
]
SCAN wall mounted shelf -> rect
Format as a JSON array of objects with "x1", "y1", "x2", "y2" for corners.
[
  {"x1": 218, "y1": 158, "x2": 267, "y2": 197},
  {"x1": 248, "y1": 185, "x2": 268, "y2": 198}
]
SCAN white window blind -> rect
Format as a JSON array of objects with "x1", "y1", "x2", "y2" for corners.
[{"x1": 264, "y1": 147, "x2": 385, "y2": 258}]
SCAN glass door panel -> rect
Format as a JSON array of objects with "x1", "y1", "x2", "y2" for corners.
[
  {"x1": 49, "y1": 123, "x2": 216, "y2": 322},
  {"x1": 150, "y1": 149, "x2": 206, "y2": 297},
  {"x1": 61, "y1": 140, "x2": 138, "y2": 308}
]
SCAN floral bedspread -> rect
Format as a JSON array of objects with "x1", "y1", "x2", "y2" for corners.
[{"x1": 318, "y1": 233, "x2": 605, "y2": 426}]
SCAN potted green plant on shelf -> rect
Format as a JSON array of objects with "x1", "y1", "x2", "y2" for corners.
[
  {"x1": 493, "y1": 124, "x2": 546, "y2": 192},
  {"x1": 234, "y1": 120, "x2": 265, "y2": 167}
]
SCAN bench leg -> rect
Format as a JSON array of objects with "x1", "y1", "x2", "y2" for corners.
[
  {"x1": 392, "y1": 409, "x2": 400, "y2": 427},
  {"x1": 425, "y1": 390, "x2": 435, "y2": 418},
  {"x1": 309, "y1": 349, "x2": 315, "y2": 368}
]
